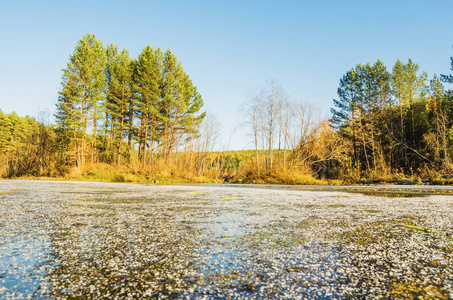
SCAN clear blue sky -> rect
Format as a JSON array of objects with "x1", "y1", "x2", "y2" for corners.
[{"x1": 1, "y1": 0, "x2": 453, "y2": 150}]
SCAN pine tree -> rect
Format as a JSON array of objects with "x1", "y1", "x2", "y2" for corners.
[
  {"x1": 133, "y1": 45, "x2": 164, "y2": 165},
  {"x1": 332, "y1": 61, "x2": 393, "y2": 175},
  {"x1": 369, "y1": 60, "x2": 392, "y2": 173},
  {"x1": 106, "y1": 44, "x2": 134, "y2": 164},
  {"x1": 391, "y1": 59, "x2": 409, "y2": 169},
  {"x1": 161, "y1": 50, "x2": 205, "y2": 163},
  {"x1": 331, "y1": 68, "x2": 360, "y2": 166},
  {"x1": 56, "y1": 70, "x2": 83, "y2": 165},
  {"x1": 56, "y1": 33, "x2": 106, "y2": 166},
  {"x1": 403, "y1": 59, "x2": 427, "y2": 149},
  {"x1": 0, "y1": 110, "x2": 13, "y2": 155},
  {"x1": 427, "y1": 74, "x2": 449, "y2": 170}
]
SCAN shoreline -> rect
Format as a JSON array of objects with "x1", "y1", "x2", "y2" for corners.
[{"x1": 4, "y1": 177, "x2": 453, "y2": 195}]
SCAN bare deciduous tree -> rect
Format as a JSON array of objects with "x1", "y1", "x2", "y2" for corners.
[{"x1": 246, "y1": 80, "x2": 287, "y2": 170}]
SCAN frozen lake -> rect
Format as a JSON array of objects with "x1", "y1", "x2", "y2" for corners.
[{"x1": 0, "y1": 180, "x2": 452, "y2": 299}]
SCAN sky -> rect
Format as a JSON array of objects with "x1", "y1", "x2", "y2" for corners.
[{"x1": 1, "y1": 0, "x2": 453, "y2": 150}]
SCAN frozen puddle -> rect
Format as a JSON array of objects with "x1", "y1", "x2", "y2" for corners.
[{"x1": 0, "y1": 180, "x2": 452, "y2": 299}]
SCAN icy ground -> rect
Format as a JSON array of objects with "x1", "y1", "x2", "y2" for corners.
[{"x1": 0, "y1": 180, "x2": 452, "y2": 299}]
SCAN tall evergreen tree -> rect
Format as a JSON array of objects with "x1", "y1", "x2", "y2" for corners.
[
  {"x1": 106, "y1": 44, "x2": 134, "y2": 164},
  {"x1": 133, "y1": 45, "x2": 164, "y2": 164},
  {"x1": 371, "y1": 60, "x2": 392, "y2": 109},
  {"x1": 331, "y1": 68, "x2": 360, "y2": 166},
  {"x1": 56, "y1": 33, "x2": 107, "y2": 166},
  {"x1": 391, "y1": 59, "x2": 406, "y2": 151},
  {"x1": 369, "y1": 60, "x2": 393, "y2": 172},
  {"x1": 427, "y1": 74, "x2": 450, "y2": 170},
  {"x1": 0, "y1": 110, "x2": 13, "y2": 155},
  {"x1": 332, "y1": 61, "x2": 394, "y2": 175},
  {"x1": 161, "y1": 50, "x2": 205, "y2": 162}
]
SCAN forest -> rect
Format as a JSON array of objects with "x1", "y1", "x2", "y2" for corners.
[{"x1": 1, "y1": 33, "x2": 453, "y2": 185}]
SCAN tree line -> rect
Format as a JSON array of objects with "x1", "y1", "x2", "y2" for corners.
[
  {"x1": 328, "y1": 58, "x2": 453, "y2": 181},
  {"x1": 55, "y1": 33, "x2": 205, "y2": 169},
  {"x1": 0, "y1": 111, "x2": 55, "y2": 177},
  {"x1": 1, "y1": 34, "x2": 453, "y2": 184},
  {"x1": 241, "y1": 55, "x2": 453, "y2": 183}
]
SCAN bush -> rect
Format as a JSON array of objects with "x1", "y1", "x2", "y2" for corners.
[{"x1": 111, "y1": 174, "x2": 125, "y2": 182}]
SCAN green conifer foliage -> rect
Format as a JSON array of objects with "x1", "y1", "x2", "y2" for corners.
[
  {"x1": 106, "y1": 44, "x2": 134, "y2": 164},
  {"x1": 0, "y1": 110, "x2": 13, "y2": 154},
  {"x1": 133, "y1": 45, "x2": 164, "y2": 163},
  {"x1": 56, "y1": 33, "x2": 106, "y2": 167},
  {"x1": 331, "y1": 68, "x2": 360, "y2": 165},
  {"x1": 161, "y1": 50, "x2": 205, "y2": 162}
]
